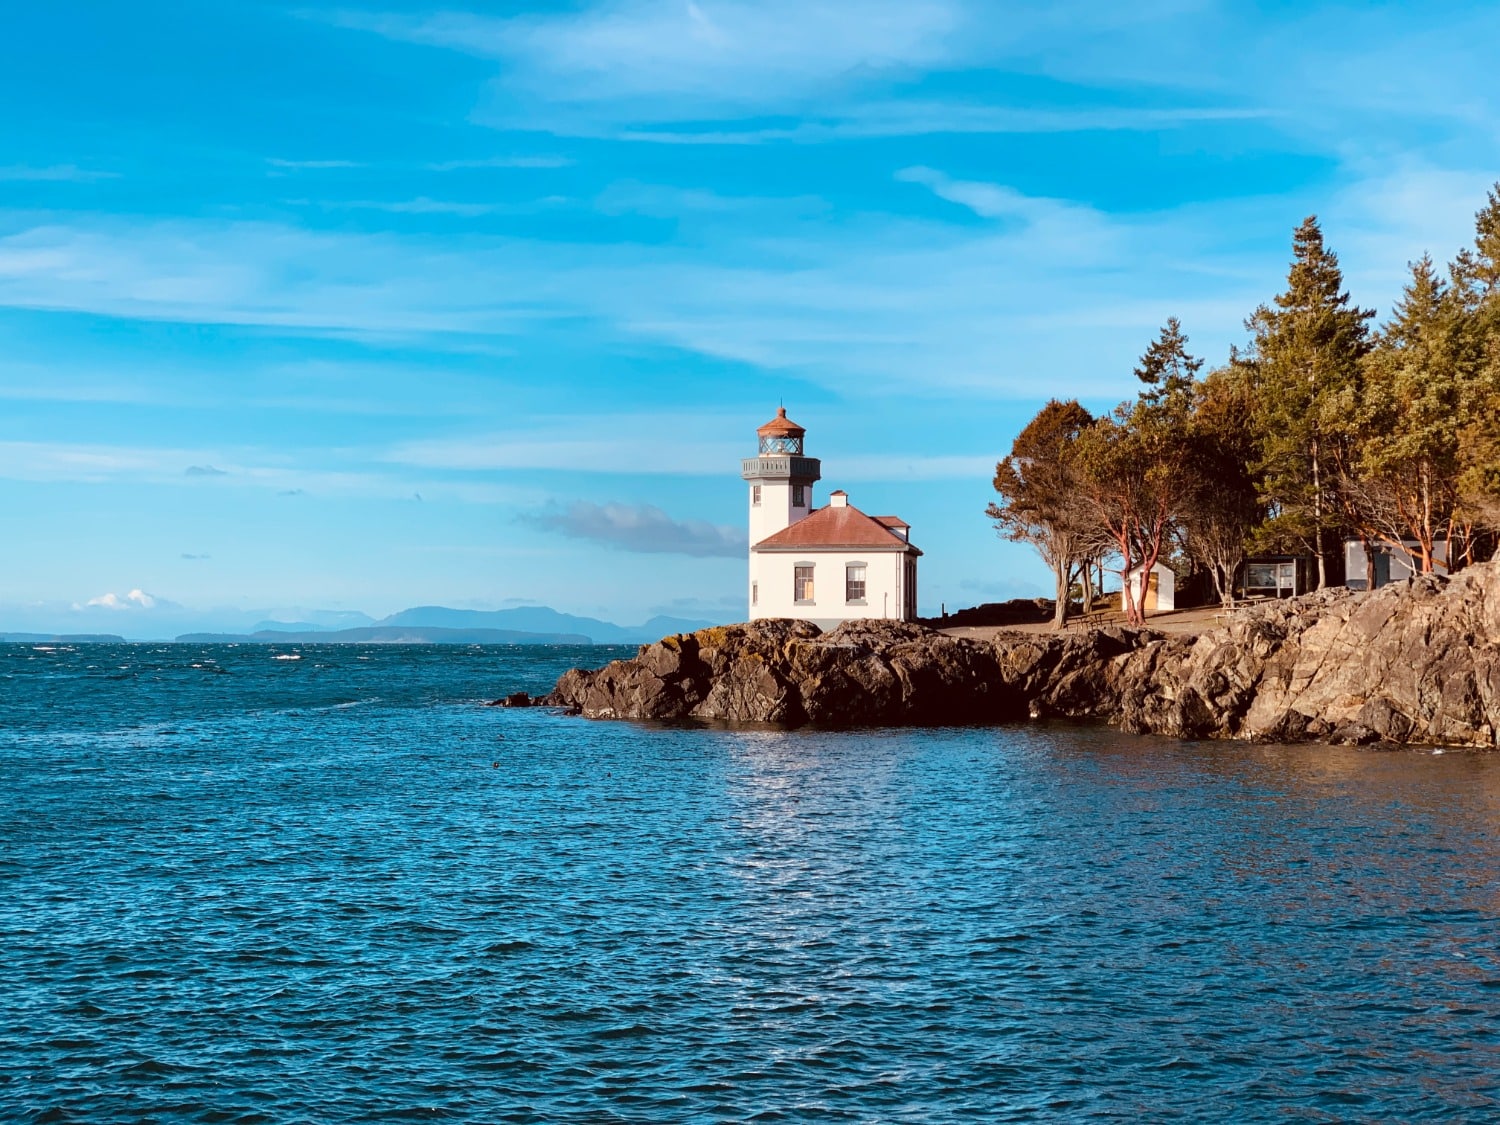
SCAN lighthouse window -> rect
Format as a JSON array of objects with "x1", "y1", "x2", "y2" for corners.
[
  {"x1": 752, "y1": 581, "x2": 758, "y2": 607},
  {"x1": 845, "y1": 564, "x2": 867, "y2": 604},
  {"x1": 752, "y1": 485, "x2": 762, "y2": 506},
  {"x1": 792, "y1": 484, "x2": 805, "y2": 507},
  {"x1": 794, "y1": 565, "x2": 815, "y2": 604}
]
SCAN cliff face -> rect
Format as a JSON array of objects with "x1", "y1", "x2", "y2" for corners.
[
  {"x1": 1121, "y1": 569, "x2": 1500, "y2": 746},
  {"x1": 547, "y1": 564, "x2": 1500, "y2": 748}
]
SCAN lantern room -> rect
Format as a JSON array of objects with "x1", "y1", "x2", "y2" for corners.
[{"x1": 757, "y1": 406, "x2": 806, "y2": 456}]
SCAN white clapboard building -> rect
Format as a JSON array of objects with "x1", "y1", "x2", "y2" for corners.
[{"x1": 742, "y1": 407, "x2": 921, "y2": 628}]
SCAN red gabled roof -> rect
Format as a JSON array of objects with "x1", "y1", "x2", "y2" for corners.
[
  {"x1": 873, "y1": 516, "x2": 909, "y2": 530},
  {"x1": 753, "y1": 502, "x2": 920, "y2": 553}
]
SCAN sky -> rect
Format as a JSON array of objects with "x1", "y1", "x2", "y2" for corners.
[{"x1": 2, "y1": 0, "x2": 1498, "y2": 637}]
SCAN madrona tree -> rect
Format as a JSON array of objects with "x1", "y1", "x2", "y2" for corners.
[
  {"x1": 986, "y1": 398, "x2": 1097, "y2": 630},
  {"x1": 1076, "y1": 321, "x2": 1198, "y2": 626}
]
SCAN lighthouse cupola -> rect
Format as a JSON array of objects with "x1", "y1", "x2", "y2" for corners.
[
  {"x1": 757, "y1": 406, "x2": 805, "y2": 455},
  {"x1": 742, "y1": 405, "x2": 822, "y2": 545}
]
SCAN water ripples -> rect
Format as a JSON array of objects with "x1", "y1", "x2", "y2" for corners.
[{"x1": 5, "y1": 645, "x2": 1500, "y2": 1120}]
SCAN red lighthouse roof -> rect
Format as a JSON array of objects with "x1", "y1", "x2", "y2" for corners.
[{"x1": 756, "y1": 406, "x2": 805, "y2": 439}]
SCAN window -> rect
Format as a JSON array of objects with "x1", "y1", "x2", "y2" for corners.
[
  {"x1": 792, "y1": 484, "x2": 805, "y2": 507},
  {"x1": 759, "y1": 436, "x2": 804, "y2": 455},
  {"x1": 1245, "y1": 563, "x2": 1277, "y2": 590},
  {"x1": 794, "y1": 565, "x2": 815, "y2": 603},
  {"x1": 752, "y1": 484, "x2": 762, "y2": 506},
  {"x1": 845, "y1": 564, "x2": 867, "y2": 603},
  {"x1": 752, "y1": 581, "x2": 758, "y2": 607}
]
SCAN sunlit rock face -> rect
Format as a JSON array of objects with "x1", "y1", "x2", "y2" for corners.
[
  {"x1": 1122, "y1": 568, "x2": 1500, "y2": 748},
  {"x1": 549, "y1": 564, "x2": 1500, "y2": 749},
  {"x1": 548, "y1": 617, "x2": 1151, "y2": 729}
]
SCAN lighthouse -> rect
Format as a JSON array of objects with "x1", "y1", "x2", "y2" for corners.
[
  {"x1": 742, "y1": 407, "x2": 921, "y2": 627},
  {"x1": 742, "y1": 406, "x2": 821, "y2": 546}
]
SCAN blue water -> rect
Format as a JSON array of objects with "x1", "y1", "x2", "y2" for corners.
[{"x1": 5, "y1": 643, "x2": 1500, "y2": 1122}]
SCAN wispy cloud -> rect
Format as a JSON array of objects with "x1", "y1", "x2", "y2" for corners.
[
  {"x1": 0, "y1": 439, "x2": 539, "y2": 503},
  {"x1": 332, "y1": 0, "x2": 965, "y2": 111},
  {"x1": 523, "y1": 500, "x2": 748, "y2": 558},
  {"x1": 184, "y1": 464, "x2": 228, "y2": 477},
  {"x1": 610, "y1": 104, "x2": 1270, "y2": 145},
  {"x1": 384, "y1": 412, "x2": 745, "y2": 474},
  {"x1": 425, "y1": 155, "x2": 573, "y2": 171},
  {"x1": 1, "y1": 159, "x2": 1490, "y2": 406},
  {"x1": 267, "y1": 157, "x2": 366, "y2": 170},
  {"x1": 0, "y1": 164, "x2": 120, "y2": 182},
  {"x1": 343, "y1": 196, "x2": 505, "y2": 217}
]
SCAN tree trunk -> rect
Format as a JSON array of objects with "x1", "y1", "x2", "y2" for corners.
[{"x1": 1051, "y1": 564, "x2": 1070, "y2": 631}]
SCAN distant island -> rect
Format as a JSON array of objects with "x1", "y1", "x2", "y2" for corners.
[
  {"x1": 173, "y1": 605, "x2": 714, "y2": 646},
  {"x1": 0, "y1": 605, "x2": 717, "y2": 646}
]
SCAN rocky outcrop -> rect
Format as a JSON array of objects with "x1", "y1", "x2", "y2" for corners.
[
  {"x1": 544, "y1": 563, "x2": 1500, "y2": 748},
  {"x1": 1118, "y1": 570, "x2": 1500, "y2": 747},
  {"x1": 547, "y1": 617, "x2": 1155, "y2": 727}
]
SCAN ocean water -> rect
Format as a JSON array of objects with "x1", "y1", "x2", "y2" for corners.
[{"x1": 5, "y1": 643, "x2": 1500, "y2": 1123}]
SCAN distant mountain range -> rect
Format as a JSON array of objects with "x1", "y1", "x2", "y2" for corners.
[
  {"x1": 172, "y1": 606, "x2": 716, "y2": 646},
  {"x1": 0, "y1": 633, "x2": 128, "y2": 643}
]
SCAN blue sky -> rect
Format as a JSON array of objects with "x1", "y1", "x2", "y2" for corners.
[{"x1": 2, "y1": 0, "x2": 1498, "y2": 636}]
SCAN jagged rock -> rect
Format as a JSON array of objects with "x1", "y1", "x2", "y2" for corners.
[
  {"x1": 543, "y1": 617, "x2": 1157, "y2": 727},
  {"x1": 540, "y1": 563, "x2": 1500, "y2": 748}
]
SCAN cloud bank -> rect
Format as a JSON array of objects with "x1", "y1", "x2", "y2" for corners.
[{"x1": 524, "y1": 501, "x2": 748, "y2": 558}]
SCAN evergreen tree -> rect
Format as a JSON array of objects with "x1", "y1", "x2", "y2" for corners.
[
  {"x1": 1181, "y1": 360, "x2": 1262, "y2": 605},
  {"x1": 1353, "y1": 255, "x2": 1464, "y2": 572},
  {"x1": 1452, "y1": 184, "x2": 1500, "y2": 560},
  {"x1": 1245, "y1": 217, "x2": 1374, "y2": 587},
  {"x1": 1135, "y1": 315, "x2": 1202, "y2": 414}
]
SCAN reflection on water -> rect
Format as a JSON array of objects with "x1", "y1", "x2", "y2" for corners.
[{"x1": 3, "y1": 644, "x2": 1500, "y2": 1121}]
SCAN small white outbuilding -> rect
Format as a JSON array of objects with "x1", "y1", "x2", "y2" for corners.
[{"x1": 1121, "y1": 562, "x2": 1175, "y2": 615}]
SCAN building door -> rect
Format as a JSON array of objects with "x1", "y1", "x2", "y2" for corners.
[{"x1": 1145, "y1": 571, "x2": 1159, "y2": 612}]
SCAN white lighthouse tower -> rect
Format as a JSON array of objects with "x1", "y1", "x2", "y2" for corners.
[
  {"x1": 742, "y1": 406, "x2": 821, "y2": 546},
  {"x1": 742, "y1": 407, "x2": 921, "y2": 627}
]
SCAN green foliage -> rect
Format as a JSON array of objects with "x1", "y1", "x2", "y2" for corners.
[
  {"x1": 983, "y1": 181, "x2": 1500, "y2": 607},
  {"x1": 1181, "y1": 362, "x2": 1263, "y2": 605},
  {"x1": 1244, "y1": 216, "x2": 1373, "y2": 582},
  {"x1": 1076, "y1": 322, "x2": 1201, "y2": 624},
  {"x1": 1352, "y1": 256, "x2": 1466, "y2": 567},
  {"x1": 986, "y1": 399, "x2": 1097, "y2": 628}
]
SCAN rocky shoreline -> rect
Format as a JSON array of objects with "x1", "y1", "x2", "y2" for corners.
[{"x1": 538, "y1": 562, "x2": 1500, "y2": 748}]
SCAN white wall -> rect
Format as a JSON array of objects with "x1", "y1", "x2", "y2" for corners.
[
  {"x1": 748, "y1": 477, "x2": 813, "y2": 546},
  {"x1": 1121, "y1": 563, "x2": 1175, "y2": 614},
  {"x1": 750, "y1": 550, "x2": 912, "y2": 625}
]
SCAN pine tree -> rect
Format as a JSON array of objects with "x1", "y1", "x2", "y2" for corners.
[
  {"x1": 1134, "y1": 315, "x2": 1202, "y2": 415},
  {"x1": 1246, "y1": 217, "x2": 1374, "y2": 587},
  {"x1": 1452, "y1": 184, "x2": 1500, "y2": 560},
  {"x1": 1182, "y1": 360, "x2": 1262, "y2": 606},
  {"x1": 1353, "y1": 255, "x2": 1464, "y2": 572}
]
